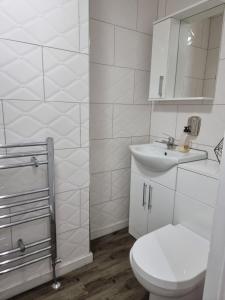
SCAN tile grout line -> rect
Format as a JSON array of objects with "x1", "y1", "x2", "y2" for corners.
[
  {"x1": 0, "y1": 37, "x2": 88, "y2": 56},
  {"x1": 41, "y1": 46, "x2": 46, "y2": 102},
  {"x1": 91, "y1": 59, "x2": 151, "y2": 72},
  {"x1": 90, "y1": 17, "x2": 153, "y2": 37},
  {"x1": 78, "y1": 0, "x2": 81, "y2": 53}
]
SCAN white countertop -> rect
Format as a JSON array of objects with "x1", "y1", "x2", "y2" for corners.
[{"x1": 178, "y1": 159, "x2": 221, "y2": 179}]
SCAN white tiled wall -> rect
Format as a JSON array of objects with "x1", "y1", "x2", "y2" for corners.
[
  {"x1": 89, "y1": 0, "x2": 157, "y2": 239},
  {"x1": 0, "y1": 0, "x2": 90, "y2": 298}
]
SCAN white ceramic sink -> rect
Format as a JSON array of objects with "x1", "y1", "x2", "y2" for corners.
[{"x1": 130, "y1": 142, "x2": 207, "y2": 172}]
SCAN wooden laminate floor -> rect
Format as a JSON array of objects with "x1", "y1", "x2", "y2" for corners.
[{"x1": 10, "y1": 229, "x2": 148, "y2": 300}]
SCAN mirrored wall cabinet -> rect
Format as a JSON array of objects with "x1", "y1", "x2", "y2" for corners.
[{"x1": 149, "y1": 0, "x2": 225, "y2": 102}]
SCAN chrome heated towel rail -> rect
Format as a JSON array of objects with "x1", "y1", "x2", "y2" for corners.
[{"x1": 0, "y1": 137, "x2": 61, "y2": 290}]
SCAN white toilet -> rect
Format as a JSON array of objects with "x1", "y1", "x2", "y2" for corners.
[{"x1": 130, "y1": 224, "x2": 209, "y2": 300}]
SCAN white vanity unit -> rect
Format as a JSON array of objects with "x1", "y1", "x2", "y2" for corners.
[
  {"x1": 128, "y1": 142, "x2": 208, "y2": 239},
  {"x1": 174, "y1": 160, "x2": 220, "y2": 239}
]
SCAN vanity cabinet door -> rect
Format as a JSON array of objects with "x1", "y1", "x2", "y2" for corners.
[
  {"x1": 129, "y1": 173, "x2": 149, "y2": 239},
  {"x1": 147, "y1": 181, "x2": 174, "y2": 233}
]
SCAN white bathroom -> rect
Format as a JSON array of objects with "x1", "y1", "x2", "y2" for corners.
[{"x1": 0, "y1": 0, "x2": 225, "y2": 299}]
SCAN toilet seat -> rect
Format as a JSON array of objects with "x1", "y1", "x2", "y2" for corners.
[{"x1": 130, "y1": 224, "x2": 209, "y2": 294}]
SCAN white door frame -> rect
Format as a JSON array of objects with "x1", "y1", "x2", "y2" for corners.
[{"x1": 204, "y1": 134, "x2": 225, "y2": 299}]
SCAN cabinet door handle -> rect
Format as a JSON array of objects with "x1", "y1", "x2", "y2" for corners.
[
  {"x1": 142, "y1": 183, "x2": 147, "y2": 207},
  {"x1": 148, "y1": 185, "x2": 152, "y2": 211},
  {"x1": 158, "y1": 76, "x2": 164, "y2": 97}
]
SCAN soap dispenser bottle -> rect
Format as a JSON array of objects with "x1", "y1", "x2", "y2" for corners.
[{"x1": 178, "y1": 126, "x2": 191, "y2": 152}]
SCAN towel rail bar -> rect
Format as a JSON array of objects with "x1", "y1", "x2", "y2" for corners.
[
  {"x1": 0, "y1": 188, "x2": 49, "y2": 200},
  {"x1": 0, "y1": 160, "x2": 48, "y2": 170},
  {"x1": 0, "y1": 213, "x2": 50, "y2": 229},
  {"x1": 0, "y1": 238, "x2": 51, "y2": 257},
  {"x1": 0, "y1": 151, "x2": 48, "y2": 159},
  {"x1": 0, "y1": 205, "x2": 50, "y2": 220},
  {"x1": 0, "y1": 196, "x2": 50, "y2": 210},
  {"x1": 0, "y1": 142, "x2": 47, "y2": 149},
  {"x1": 0, "y1": 254, "x2": 51, "y2": 275},
  {"x1": 0, "y1": 246, "x2": 51, "y2": 267}
]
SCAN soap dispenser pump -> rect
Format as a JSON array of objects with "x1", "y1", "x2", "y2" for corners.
[{"x1": 178, "y1": 126, "x2": 191, "y2": 152}]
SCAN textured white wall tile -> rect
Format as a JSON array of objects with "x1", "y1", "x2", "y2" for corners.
[
  {"x1": 90, "y1": 63, "x2": 134, "y2": 104},
  {"x1": 112, "y1": 168, "x2": 130, "y2": 200},
  {"x1": 56, "y1": 190, "x2": 81, "y2": 234},
  {"x1": 131, "y1": 135, "x2": 150, "y2": 144},
  {"x1": 0, "y1": 0, "x2": 79, "y2": 51},
  {"x1": 151, "y1": 104, "x2": 177, "y2": 138},
  {"x1": 81, "y1": 188, "x2": 89, "y2": 228},
  {"x1": 43, "y1": 48, "x2": 88, "y2": 102},
  {"x1": 134, "y1": 70, "x2": 150, "y2": 104},
  {"x1": 176, "y1": 105, "x2": 225, "y2": 147},
  {"x1": 158, "y1": 0, "x2": 166, "y2": 18},
  {"x1": 12, "y1": 218, "x2": 49, "y2": 247},
  {"x1": 90, "y1": 138, "x2": 131, "y2": 173},
  {"x1": 0, "y1": 163, "x2": 47, "y2": 196},
  {"x1": 79, "y1": 0, "x2": 89, "y2": 54},
  {"x1": 137, "y1": 0, "x2": 158, "y2": 34},
  {"x1": 58, "y1": 227, "x2": 89, "y2": 264},
  {"x1": 90, "y1": 19, "x2": 114, "y2": 64},
  {"x1": 0, "y1": 40, "x2": 43, "y2": 100},
  {"x1": 90, "y1": 0, "x2": 138, "y2": 30},
  {"x1": 80, "y1": 103, "x2": 89, "y2": 147},
  {"x1": 90, "y1": 197, "x2": 129, "y2": 233},
  {"x1": 55, "y1": 148, "x2": 89, "y2": 193},
  {"x1": 3, "y1": 101, "x2": 80, "y2": 149},
  {"x1": 113, "y1": 104, "x2": 151, "y2": 137},
  {"x1": 0, "y1": 102, "x2": 5, "y2": 148},
  {"x1": 0, "y1": 229, "x2": 11, "y2": 252},
  {"x1": 90, "y1": 104, "x2": 113, "y2": 139},
  {"x1": 90, "y1": 172, "x2": 112, "y2": 205},
  {"x1": 115, "y1": 27, "x2": 152, "y2": 70}
]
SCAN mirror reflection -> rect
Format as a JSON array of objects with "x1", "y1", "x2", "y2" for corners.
[{"x1": 175, "y1": 14, "x2": 223, "y2": 98}]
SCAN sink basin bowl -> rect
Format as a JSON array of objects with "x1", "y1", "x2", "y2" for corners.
[{"x1": 130, "y1": 142, "x2": 207, "y2": 172}]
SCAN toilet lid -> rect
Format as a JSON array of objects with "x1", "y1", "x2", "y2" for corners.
[{"x1": 131, "y1": 224, "x2": 209, "y2": 291}]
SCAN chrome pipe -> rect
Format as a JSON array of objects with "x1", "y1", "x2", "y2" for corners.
[
  {"x1": 0, "y1": 151, "x2": 48, "y2": 159},
  {"x1": 0, "y1": 196, "x2": 50, "y2": 210},
  {"x1": 0, "y1": 142, "x2": 47, "y2": 149},
  {"x1": 0, "y1": 238, "x2": 51, "y2": 257},
  {"x1": 0, "y1": 205, "x2": 50, "y2": 220},
  {"x1": 0, "y1": 246, "x2": 51, "y2": 266},
  {"x1": 47, "y1": 137, "x2": 59, "y2": 287},
  {"x1": 0, "y1": 214, "x2": 50, "y2": 229},
  {"x1": 0, "y1": 160, "x2": 48, "y2": 170},
  {"x1": 0, "y1": 254, "x2": 51, "y2": 275},
  {"x1": 0, "y1": 188, "x2": 49, "y2": 200}
]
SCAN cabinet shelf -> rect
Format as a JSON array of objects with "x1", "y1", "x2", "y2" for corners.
[{"x1": 148, "y1": 97, "x2": 214, "y2": 102}]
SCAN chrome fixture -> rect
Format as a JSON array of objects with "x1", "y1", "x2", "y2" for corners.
[
  {"x1": 0, "y1": 138, "x2": 61, "y2": 290},
  {"x1": 159, "y1": 134, "x2": 176, "y2": 149}
]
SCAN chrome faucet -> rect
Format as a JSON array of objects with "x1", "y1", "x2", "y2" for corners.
[
  {"x1": 157, "y1": 134, "x2": 176, "y2": 149},
  {"x1": 166, "y1": 136, "x2": 176, "y2": 149}
]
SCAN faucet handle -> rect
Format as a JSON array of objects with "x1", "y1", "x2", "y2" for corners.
[{"x1": 162, "y1": 133, "x2": 175, "y2": 142}]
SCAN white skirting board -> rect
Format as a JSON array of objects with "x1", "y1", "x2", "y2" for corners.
[
  {"x1": 1, "y1": 252, "x2": 93, "y2": 300},
  {"x1": 91, "y1": 220, "x2": 128, "y2": 240}
]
